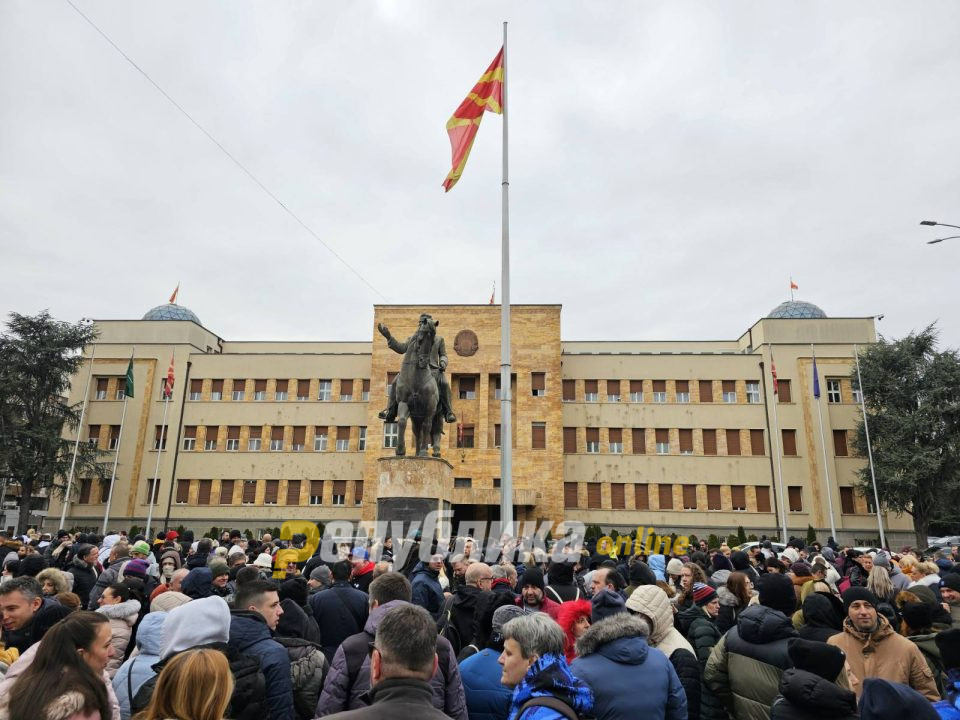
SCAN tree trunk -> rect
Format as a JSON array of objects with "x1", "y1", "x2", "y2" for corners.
[
  {"x1": 912, "y1": 510, "x2": 930, "y2": 553},
  {"x1": 16, "y1": 477, "x2": 33, "y2": 536}
]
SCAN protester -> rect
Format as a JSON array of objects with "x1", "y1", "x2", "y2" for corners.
[
  {"x1": 112, "y1": 611, "x2": 166, "y2": 720},
  {"x1": 514, "y1": 567, "x2": 561, "y2": 620},
  {"x1": 934, "y1": 628, "x2": 960, "y2": 719},
  {"x1": 716, "y1": 571, "x2": 755, "y2": 634},
  {"x1": 95, "y1": 583, "x2": 140, "y2": 678},
  {"x1": 410, "y1": 553, "x2": 446, "y2": 621},
  {"x1": 308, "y1": 565, "x2": 332, "y2": 594},
  {"x1": 459, "y1": 605, "x2": 523, "y2": 720},
  {"x1": 858, "y1": 678, "x2": 941, "y2": 720},
  {"x1": 88, "y1": 540, "x2": 132, "y2": 608},
  {"x1": 942, "y1": 575, "x2": 960, "y2": 629},
  {"x1": 310, "y1": 560, "x2": 369, "y2": 663},
  {"x1": 37, "y1": 567, "x2": 71, "y2": 596},
  {"x1": 900, "y1": 601, "x2": 947, "y2": 696},
  {"x1": 556, "y1": 598, "x2": 592, "y2": 663},
  {"x1": 544, "y1": 561, "x2": 582, "y2": 603},
  {"x1": 442, "y1": 562, "x2": 494, "y2": 656},
  {"x1": 797, "y1": 591, "x2": 844, "y2": 642},
  {"x1": 0, "y1": 575, "x2": 71, "y2": 653},
  {"x1": 70, "y1": 543, "x2": 101, "y2": 608},
  {"x1": 349, "y1": 547, "x2": 375, "y2": 593},
  {"x1": 770, "y1": 638, "x2": 858, "y2": 720},
  {"x1": 137, "y1": 647, "x2": 234, "y2": 720},
  {"x1": 273, "y1": 598, "x2": 328, "y2": 718}
]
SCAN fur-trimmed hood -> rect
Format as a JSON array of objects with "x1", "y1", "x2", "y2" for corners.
[
  {"x1": 574, "y1": 614, "x2": 650, "y2": 658},
  {"x1": 96, "y1": 598, "x2": 140, "y2": 623},
  {"x1": 0, "y1": 689, "x2": 95, "y2": 720}
]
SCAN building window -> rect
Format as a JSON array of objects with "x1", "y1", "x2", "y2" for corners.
[
  {"x1": 632, "y1": 428, "x2": 645, "y2": 454},
  {"x1": 190, "y1": 379, "x2": 202, "y2": 401},
  {"x1": 722, "y1": 380, "x2": 737, "y2": 403},
  {"x1": 107, "y1": 427, "x2": 121, "y2": 450},
  {"x1": 682, "y1": 485, "x2": 697, "y2": 510},
  {"x1": 531, "y1": 422, "x2": 546, "y2": 449},
  {"x1": 606, "y1": 379, "x2": 621, "y2": 402},
  {"x1": 292, "y1": 426, "x2": 306, "y2": 452},
  {"x1": 154, "y1": 426, "x2": 166, "y2": 451},
  {"x1": 827, "y1": 379, "x2": 842, "y2": 404},
  {"x1": 609, "y1": 428, "x2": 623, "y2": 454},
  {"x1": 275, "y1": 379, "x2": 289, "y2": 401},
  {"x1": 286, "y1": 480, "x2": 301, "y2": 505},
  {"x1": 493, "y1": 477, "x2": 501, "y2": 488},
  {"x1": 314, "y1": 427, "x2": 328, "y2": 451},
  {"x1": 197, "y1": 479, "x2": 212, "y2": 505},
  {"x1": 358, "y1": 427, "x2": 367, "y2": 451},
  {"x1": 383, "y1": 423, "x2": 398, "y2": 449},
  {"x1": 852, "y1": 381, "x2": 862, "y2": 405},
  {"x1": 203, "y1": 427, "x2": 217, "y2": 451},
  {"x1": 340, "y1": 379, "x2": 354, "y2": 401},
  {"x1": 176, "y1": 479, "x2": 190, "y2": 504},
  {"x1": 248, "y1": 427, "x2": 262, "y2": 451},
  {"x1": 317, "y1": 379, "x2": 332, "y2": 401},
  {"x1": 254, "y1": 380, "x2": 267, "y2": 401},
  {"x1": 674, "y1": 380, "x2": 690, "y2": 404},
  {"x1": 611, "y1": 483, "x2": 625, "y2": 509},
  {"x1": 750, "y1": 429, "x2": 765, "y2": 456},
  {"x1": 634, "y1": 484, "x2": 649, "y2": 510},
  {"x1": 226, "y1": 426, "x2": 240, "y2": 451},
  {"x1": 655, "y1": 429, "x2": 669, "y2": 454},
  {"x1": 297, "y1": 380, "x2": 310, "y2": 401},
  {"x1": 778, "y1": 379, "x2": 792, "y2": 403},
  {"x1": 531, "y1": 372, "x2": 545, "y2": 397},
  {"x1": 95, "y1": 378, "x2": 108, "y2": 400},
  {"x1": 336, "y1": 427, "x2": 350, "y2": 452},
  {"x1": 219, "y1": 479, "x2": 235, "y2": 504},
  {"x1": 494, "y1": 424, "x2": 502, "y2": 448},
  {"x1": 78, "y1": 478, "x2": 92, "y2": 504},
  {"x1": 354, "y1": 480, "x2": 363, "y2": 505},
  {"x1": 145, "y1": 478, "x2": 161, "y2": 504},
  {"x1": 115, "y1": 377, "x2": 126, "y2": 400},
  {"x1": 707, "y1": 485, "x2": 721, "y2": 510},
  {"x1": 788, "y1": 486, "x2": 803, "y2": 512},
  {"x1": 210, "y1": 379, "x2": 223, "y2": 401},
  {"x1": 731, "y1": 485, "x2": 746, "y2": 511},
  {"x1": 454, "y1": 477, "x2": 472, "y2": 489},
  {"x1": 264, "y1": 480, "x2": 279, "y2": 505},
  {"x1": 332, "y1": 481, "x2": 346, "y2": 506},
  {"x1": 726, "y1": 429, "x2": 741, "y2": 456},
  {"x1": 564, "y1": 483, "x2": 578, "y2": 508},
  {"x1": 840, "y1": 487, "x2": 855, "y2": 514},
  {"x1": 658, "y1": 484, "x2": 673, "y2": 510},
  {"x1": 492, "y1": 374, "x2": 502, "y2": 400},
  {"x1": 782, "y1": 429, "x2": 797, "y2": 456},
  {"x1": 242, "y1": 480, "x2": 257, "y2": 504},
  {"x1": 270, "y1": 427, "x2": 284, "y2": 452},
  {"x1": 652, "y1": 380, "x2": 667, "y2": 403},
  {"x1": 458, "y1": 377, "x2": 476, "y2": 400},
  {"x1": 585, "y1": 428, "x2": 600, "y2": 454},
  {"x1": 362, "y1": 379, "x2": 370, "y2": 401},
  {"x1": 699, "y1": 380, "x2": 713, "y2": 402},
  {"x1": 833, "y1": 429, "x2": 849, "y2": 457},
  {"x1": 309, "y1": 481, "x2": 323, "y2": 505},
  {"x1": 232, "y1": 379, "x2": 245, "y2": 401},
  {"x1": 457, "y1": 424, "x2": 475, "y2": 449},
  {"x1": 629, "y1": 380, "x2": 643, "y2": 403},
  {"x1": 563, "y1": 427, "x2": 577, "y2": 453},
  {"x1": 702, "y1": 429, "x2": 717, "y2": 456},
  {"x1": 562, "y1": 379, "x2": 575, "y2": 402},
  {"x1": 182, "y1": 426, "x2": 196, "y2": 451},
  {"x1": 584, "y1": 380, "x2": 598, "y2": 402},
  {"x1": 679, "y1": 429, "x2": 693, "y2": 455},
  {"x1": 746, "y1": 381, "x2": 760, "y2": 404},
  {"x1": 586, "y1": 483, "x2": 601, "y2": 509},
  {"x1": 756, "y1": 486, "x2": 772, "y2": 513}
]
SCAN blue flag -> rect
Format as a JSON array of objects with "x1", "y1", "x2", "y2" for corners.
[{"x1": 812, "y1": 356, "x2": 820, "y2": 399}]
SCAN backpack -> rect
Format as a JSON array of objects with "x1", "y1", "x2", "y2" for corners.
[
  {"x1": 438, "y1": 596, "x2": 462, "y2": 655},
  {"x1": 518, "y1": 696, "x2": 588, "y2": 720},
  {"x1": 275, "y1": 636, "x2": 328, "y2": 720}
]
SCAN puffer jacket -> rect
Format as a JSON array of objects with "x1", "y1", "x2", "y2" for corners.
[
  {"x1": 96, "y1": 599, "x2": 141, "y2": 678},
  {"x1": 908, "y1": 632, "x2": 946, "y2": 698},
  {"x1": 315, "y1": 599, "x2": 468, "y2": 720},
  {"x1": 459, "y1": 648, "x2": 512, "y2": 720},
  {"x1": 571, "y1": 615, "x2": 686, "y2": 720},
  {"x1": 769, "y1": 668, "x2": 859, "y2": 720},
  {"x1": 112, "y1": 611, "x2": 166, "y2": 720},
  {"x1": 934, "y1": 669, "x2": 960, "y2": 719},
  {"x1": 70, "y1": 556, "x2": 99, "y2": 608},
  {"x1": 508, "y1": 652, "x2": 593, "y2": 720},
  {"x1": 627, "y1": 586, "x2": 701, "y2": 720},
  {"x1": 87, "y1": 552, "x2": 132, "y2": 609},
  {"x1": 229, "y1": 611, "x2": 295, "y2": 720},
  {"x1": 411, "y1": 562, "x2": 445, "y2": 620},
  {"x1": 796, "y1": 592, "x2": 843, "y2": 643},
  {"x1": 686, "y1": 609, "x2": 726, "y2": 720},
  {"x1": 704, "y1": 604, "x2": 798, "y2": 720},
  {"x1": 274, "y1": 599, "x2": 328, "y2": 720}
]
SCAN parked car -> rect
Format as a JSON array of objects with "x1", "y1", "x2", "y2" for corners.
[{"x1": 731, "y1": 541, "x2": 786, "y2": 554}]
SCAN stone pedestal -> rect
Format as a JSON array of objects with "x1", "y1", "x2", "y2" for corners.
[{"x1": 376, "y1": 456, "x2": 454, "y2": 538}]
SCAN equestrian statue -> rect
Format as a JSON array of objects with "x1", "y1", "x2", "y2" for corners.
[{"x1": 377, "y1": 314, "x2": 456, "y2": 457}]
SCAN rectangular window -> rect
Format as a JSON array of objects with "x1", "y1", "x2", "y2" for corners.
[
  {"x1": 833, "y1": 429, "x2": 849, "y2": 457},
  {"x1": 609, "y1": 428, "x2": 623, "y2": 454},
  {"x1": 458, "y1": 376, "x2": 476, "y2": 400},
  {"x1": 358, "y1": 427, "x2": 367, "y2": 451},
  {"x1": 190, "y1": 379, "x2": 202, "y2": 401},
  {"x1": 707, "y1": 485, "x2": 721, "y2": 510},
  {"x1": 108, "y1": 425, "x2": 120, "y2": 450},
  {"x1": 457, "y1": 424, "x2": 475, "y2": 449},
  {"x1": 145, "y1": 478, "x2": 161, "y2": 504},
  {"x1": 564, "y1": 483, "x2": 578, "y2": 508},
  {"x1": 840, "y1": 487, "x2": 856, "y2": 514},
  {"x1": 679, "y1": 429, "x2": 693, "y2": 455},
  {"x1": 454, "y1": 477, "x2": 472, "y2": 489},
  {"x1": 296, "y1": 379, "x2": 310, "y2": 401},
  {"x1": 115, "y1": 376, "x2": 126, "y2": 400},
  {"x1": 731, "y1": 485, "x2": 746, "y2": 511},
  {"x1": 702, "y1": 429, "x2": 717, "y2": 456},
  {"x1": 782, "y1": 429, "x2": 797, "y2": 456},
  {"x1": 532, "y1": 372, "x2": 546, "y2": 397},
  {"x1": 699, "y1": 380, "x2": 713, "y2": 402},
  {"x1": 219, "y1": 479, "x2": 235, "y2": 505},
  {"x1": 750, "y1": 429, "x2": 765, "y2": 456},
  {"x1": 611, "y1": 483, "x2": 626, "y2": 509},
  {"x1": 176, "y1": 479, "x2": 190, "y2": 504},
  {"x1": 78, "y1": 478, "x2": 92, "y2": 503},
  {"x1": 340, "y1": 379, "x2": 353, "y2": 401},
  {"x1": 210, "y1": 379, "x2": 224, "y2": 401},
  {"x1": 154, "y1": 425, "x2": 166, "y2": 451},
  {"x1": 722, "y1": 380, "x2": 737, "y2": 403},
  {"x1": 275, "y1": 379, "x2": 288, "y2": 401},
  {"x1": 562, "y1": 379, "x2": 575, "y2": 402},
  {"x1": 756, "y1": 486, "x2": 771, "y2": 513},
  {"x1": 362, "y1": 379, "x2": 370, "y2": 401},
  {"x1": 852, "y1": 381, "x2": 862, "y2": 405},
  {"x1": 493, "y1": 477, "x2": 501, "y2": 488},
  {"x1": 317, "y1": 379, "x2": 332, "y2": 401},
  {"x1": 354, "y1": 480, "x2": 363, "y2": 505},
  {"x1": 197, "y1": 479, "x2": 212, "y2": 505},
  {"x1": 314, "y1": 426, "x2": 328, "y2": 451},
  {"x1": 746, "y1": 381, "x2": 760, "y2": 404},
  {"x1": 652, "y1": 380, "x2": 667, "y2": 403},
  {"x1": 788, "y1": 486, "x2": 803, "y2": 512},
  {"x1": 292, "y1": 426, "x2": 306, "y2": 452},
  {"x1": 827, "y1": 379, "x2": 842, "y2": 404},
  {"x1": 531, "y1": 422, "x2": 546, "y2": 449},
  {"x1": 494, "y1": 423, "x2": 501, "y2": 448},
  {"x1": 383, "y1": 423, "x2": 398, "y2": 449},
  {"x1": 336, "y1": 426, "x2": 350, "y2": 452},
  {"x1": 584, "y1": 380, "x2": 598, "y2": 402},
  {"x1": 270, "y1": 426, "x2": 284, "y2": 451},
  {"x1": 635, "y1": 484, "x2": 649, "y2": 510},
  {"x1": 655, "y1": 428, "x2": 669, "y2": 454},
  {"x1": 563, "y1": 427, "x2": 577, "y2": 453},
  {"x1": 286, "y1": 480, "x2": 301, "y2": 505},
  {"x1": 587, "y1": 482, "x2": 601, "y2": 509},
  {"x1": 332, "y1": 480, "x2": 346, "y2": 506},
  {"x1": 95, "y1": 378, "x2": 108, "y2": 400},
  {"x1": 254, "y1": 379, "x2": 267, "y2": 401},
  {"x1": 248, "y1": 427, "x2": 262, "y2": 451},
  {"x1": 631, "y1": 428, "x2": 645, "y2": 454},
  {"x1": 585, "y1": 427, "x2": 600, "y2": 454},
  {"x1": 606, "y1": 379, "x2": 621, "y2": 402},
  {"x1": 675, "y1": 380, "x2": 690, "y2": 404},
  {"x1": 682, "y1": 484, "x2": 697, "y2": 510},
  {"x1": 242, "y1": 480, "x2": 257, "y2": 504},
  {"x1": 203, "y1": 427, "x2": 217, "y2": 451},
  {"x1": 726, "y1": 429, "x2": 741, "y2": 456},
  {"x1": 492, "y1": 375, "x2": 502, "y2": 401},
  {"x1": 629, "y1": 380, "x2": 643, "y2": 403},
  {"x1": 264, "y1": 479, "x2": 279, "y2": 505},
  {"x1": 778, "y1": 379, "x2": 792, "y2": 403},
  {"x1": 658, "y1": 484, "x2": 674, "y2": 510},
  {"x1": 226, "y1": 426, "x2": 240, "y2": 451},
  {"x1": 182, "y1": 426, "x2": 196, "y2": 451},
  {"x1": 309, "y1": 480, "x2": 324, "y2": 505},
  {"x1": 232, "y1": 379, "x2": 245, "y2": 401}
]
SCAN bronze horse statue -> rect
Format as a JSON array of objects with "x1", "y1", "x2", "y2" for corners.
[{"x1": 393, "y1": 316, "x2": 444, "y2": 457}]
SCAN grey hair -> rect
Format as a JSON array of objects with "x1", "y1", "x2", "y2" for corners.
[
  {"x1": 375, "y1": 604, "x2": 437, "y2": 678},
  {"x1": 502, "y1": 612, "x2": 565, "y2": 659},
  {"x1": 491, "y1": 565, "x2": 510, "y2": 579}
]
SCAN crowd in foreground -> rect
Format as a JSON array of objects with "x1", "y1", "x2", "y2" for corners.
[{"x1": 1, "y1": 528, "x2": 960, "y2": 720}]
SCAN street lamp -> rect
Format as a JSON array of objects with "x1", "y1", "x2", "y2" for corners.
[{"x1": 920, "y1": 220, "x2": 960, "y2": 244}]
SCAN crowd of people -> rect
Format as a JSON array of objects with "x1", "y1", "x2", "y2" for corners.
[{"x1": 1, "y1": 526, "x2": 960, "y2": 720}]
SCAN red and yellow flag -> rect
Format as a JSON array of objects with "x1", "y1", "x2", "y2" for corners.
[{"x1": 443, "y1": 47, "x2": 504, "y2": 192}]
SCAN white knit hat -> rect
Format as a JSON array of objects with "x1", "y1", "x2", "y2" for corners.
[{"x1": 253, "y1": 552, "x2": 274, "y2": 569}]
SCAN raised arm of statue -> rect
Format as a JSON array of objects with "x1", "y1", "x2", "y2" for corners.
[{"x1": 378, "y1": 323, "x2": 408, "y2": 354}]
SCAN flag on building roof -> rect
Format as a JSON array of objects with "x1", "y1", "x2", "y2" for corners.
[
  {"x1": 124, "y1": 356, "x2": 135, "y2": 399},
  {"x1": 163, "y1": 353, "x2": 175, "y2": 399},
  {"x1": 812, "y1": 354, "x2": 821, "y2": 399},
  {"x1": 169, "y1": 283, "x2": 179, "y2": 304},
  {"x1": 443, "y1": 47, "x2": 504, "y2": 192},
  {"x1": 790, "y1": 279, "x2": 798, "y2": 290},
  {"x1": 489, "y1": 282, "x2": 496, "y2": 305}
]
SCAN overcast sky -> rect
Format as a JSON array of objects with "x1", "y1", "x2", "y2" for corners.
[{"x1": 1, "y1": 1, "x2": 958, "y2": 348}]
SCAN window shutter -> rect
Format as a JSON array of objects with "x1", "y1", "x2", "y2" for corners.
[
  {"x1": 242, "y1": 481, "x2": 257, "y2": 504},
  {"x1": 609, "y1": 428, "x2": 622, "y2": 444},
  {"x1": 154, "y1": 425, "x2": 164, "y2": 442},
  {"x1": 655, "y1": 429, "x2": 669, "y2": 445},
  {"x1": 460, "y1": 377, "x2": 475, "y2": 393},
  {"x1": 191, "y1": 379, "x2": 202, "y2": 394},
  {"x1": 255, "y1": 379, "x2": 267, "y2": 393},
  {"x1": 702, "y1": 429, "x2": 717, "y2": 455},
  {"x1": 676, "y1": 380, "x2": 689, "y2": 394},
  {"x1": 211, "y1": 379, "x2": 223, "y2": 394},
  {"x1": 699, "y1": 380, "x2": 713, "y2": 401},
  {"x1": 611, "y1": 483, "x2": 625, "y2": 509},
  {"x1": 750, "y1": 429, "x2": 765, "y2": 456},
  {"x1": 833, "y1": 430, "x2": 848, "y2": 456},
  {"x1": 726, "y1": 430, "x2": 741, "y2": 455},
  {"x1": 337, "y1": 426, "x2": 350, "y2": 441},
  {"x1": 89, "y1": 425, "x2": 101, "y2": 444},
  {"x1": 276, "y1": 379, "x2": 288, "y2": 394},
  {"x1": 531, "y1": 423, "x2": 546, "y2": 449},
  {"x1": 233, "y1": 379, "x2": 246, "y2": 393},
  {"x1": 249, "y1": 426, "x2": 262, "y2": 443},
  {"x1": 840, "y1": 487, "x2": 855, "y2": 514},
  {"x1": 219, "y1": 479, "x2": 235, "y2": 504},
  {"x1": 333, "y1": 480, "x2": 347, "y2": 496},
  {"x1": 341, "y1": 379, "x2": 353, "y2": 396},
  {"x1": 228, "y1": 426, "x2": 240, "y2": 440},
  {"x1": 176, "y1": 479, "x2": 190, "y2": 504},
  {"x1": 96, "y1": 378, "x2": 108, "y2": 394},
  {"x1": 782, "y1": 430, "x2": 797, "y2": 456},
  {"x1": 79, "y1": 479, "x2": 92, "y2": 504},
  {"x1": 184, "y1": 426, "x2": 196, "y2": 439},
  {"x1": 532, "y1": 373, "x2": 545, "y2": 392},
  {"x1": 682, "y1": 485, "x2": 697, "y2": 509},
  {"x1": 652, "y1": 380, "x2": 666, "y2": 393},
  {"x1": 286, "y1": 480, "x2": 301, "y2": 505},
  {"x1": 362, "y1": 379, "x2": 370, "y2": 395},
  {"x1": 707, "y1": 486, "x2": 721, "y2": 510},
  {"x1": 722, "y1": 380, "x2": 736, "y2": 394},
  {"x1": 587, "y1": 483, "x2": 601, "y2": 508},
  {"x1": 606, "y1": 379, "x2": 620, "y2": 396},
  {"x1": 788, "y1": 487, "x2": 803, "y2": 512},
  {"x1": 494, "y1": 424, "x2": 502, "y2": 447},
  {"x1": 264, "y1": 480, "x2": 279, "y2": 504},
  {"x1": 197, "y1": 480, "x2": 211, "y2": 505},
  {"x1": 731, "y1": 485, "x2": 746, "y2": 510},
  {"x1": 632, "y1": 428, "x2": 645, "y2": 454},
  {"x1": 562, "y1": 380, "x2": 575, "y2": 401},
  {"x1": 679, "y1": 429, "x2": 693, "y2": 453},
  {"x1": 778, "y1": 380, "x2": 792, "y2": 403},
  {"x1": 298, "y1": 380, "x2": 310, "y2": 397},
  {"x1": 293, "y1": 426, "x2": 306, "y2": 445},
  {"x1": 311, "y1": 480, "x2": 324, "y2": 500},
  {"x1": 658, "y1": 485, "x2": 674, "y2": 510},
  {"x1": 755, "y1": 486, "x2": 771, "y2": 512},
  {"x1": 629, "y1": 380, "x2": 643, "y2": 394},
  {"x1": 634, "y1": 485, "x2": 649, "y2": 510},
  {"x1": 354, "y1": 481, "x2": 364, "y2": 504},
  {"x1": 564, "y1": 483, "x2": 578, "y2": 508},
  {"x1": 586, "y1": 427, "x2": 599, "y2": 444},
  {"x1": 272, "y1": 426, "x2": 284, "y2": 442},
  {"x1": 563, "y1": 427, "x2": 577, "y2": 453},
  {"x1": 584, "y1": 380, "x2": 598, "y2": 395}
]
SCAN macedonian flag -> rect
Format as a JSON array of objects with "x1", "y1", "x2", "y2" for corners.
[{"x1": 443, "y1": 47, "x2": 504, "y2": 192}]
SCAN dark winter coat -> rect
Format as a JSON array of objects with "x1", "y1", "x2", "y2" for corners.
[
  {"x1": 308, "y1": 580, "x2": 369, "y2": 663},
  {"x1": 459, "y1": 648, "x2": 512, "y2": 720},
  {"x1": 769, "y1": 668, "x2": 859, "y2": 720},
  {"x1": 0, "y1": 597, "x2": 70, "y2": 654},
  {"x1": 275, "y1": 600, "x2": 329, "y2": 719},
  {"x1": 441, "y1": 583, "x2": 482, "y2": 656},
  {"x1": 715, "y1": 585, "x2": 750, "y2": 635},
  {"x1": 70, "y1": 556, "x2": 99, "y2": 608},
  {"x1": 571, "y1": 615, "x2": 686, "y2": 720},
  {"x1": 686, "y1": 609, "x2": 726, "y2": 720},
  {"x1": 318, "y1": 678, "x2": 452, "y2": 720},
  {"x1": 229, "y1": 611, "x2": 295, "y2": 720},
  {"x1": 797, "y1": 593, "x2": 843, "y2": 643},
  {"x1": 87, "y1": 552, "x2": 131, "y2": 608},
  {"x1": 410, "y1": 562, "x2": 444, "y2": 620}
]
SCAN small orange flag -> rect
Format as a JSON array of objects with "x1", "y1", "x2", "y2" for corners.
[
  {"x1": 790, "y1": 280, "x2": 798, "y2": 290},
  {"x1": 169, "y1": 283, "x2": 180, "y2": 304},
  {"x1": 443, "y1": 48, "x2": 504, "y2": 192}
]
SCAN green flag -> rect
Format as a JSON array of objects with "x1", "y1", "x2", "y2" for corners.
[{"x1": 125, "y1": 357, "x2": 135, "y2": 398}]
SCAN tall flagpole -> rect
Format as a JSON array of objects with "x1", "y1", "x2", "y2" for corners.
[
  {"x1": 768, "y1": 350, "x2": 789, "y2": 541},
  {"x1": 854, "y1": 344, "x2": 887, "y2": 548},
  {"x1": 499, "y1": 21, "x2": 513, "y2": 536},
  {"x1": 61, "y1": 343, "x2": 96, "y2": 529},
  {"x1": 145, "y1": 391, "x2": 171, "y2": 539},
  {"x1": 102, "y1": 349, "x2": 133, "y2": 534},
  {"x1": 811, "y1": 345, "x2": 837, "y2": 539}
]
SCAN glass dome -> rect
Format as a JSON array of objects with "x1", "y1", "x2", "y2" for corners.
[
  {"x1": 767, "y1": 300, "x2": 827, "y2": 319},
  {"x1": 142, "y1": 303, "x2": 201, "y2": 325}
]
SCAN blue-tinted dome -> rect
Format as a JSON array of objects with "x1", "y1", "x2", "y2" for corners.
[
  {"x1": 142, "y1": 303, "x2": 201, "y2": 324},
  {"x1": 767, "y1": 300, "x2": 827, "y2": 319}
]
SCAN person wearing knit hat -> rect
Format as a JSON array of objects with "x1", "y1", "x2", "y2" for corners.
[
  {"x1": 757, "y1": 572, "x2": 798, "y2": 616},
  {"x1": 150, "y1": 590, "x2": 191, "y2": 612},
  {"x1": 941, "y1": 574, "x2": 960, "y2": 629},
  {"x1": 517, "y1": 566, "x2": 561, "y2": 620},
  {"x1": 253, "y1": 552, "x2": 274, "y2": 572},
  {"x1": 308, "y1": 565, "x2": 332, "y2": 593},
  {"x1": 121, "y1": 558, "x2": 149, "y2": 581},
  {"x1": 666, "y1": 557, "x2": 684, "y2": 584},
  {"x1": 858, "y1": 678, "x2": 940, "y2": 720},
  {"x1": 130, "y1": 540, "x2": 152, "y2": 559},
  {"x1": 591, "y1": 588, "x2": 626, "y2": 623},
  {"x1": 208, "y1": 560, "x2": 230, "y2": 597},
  {"x1": 459, "y1": 604, "x2": 526, "y2": 720},
  {"x1": 770, "y1": 638, "x2": 858, "y2": 720}
]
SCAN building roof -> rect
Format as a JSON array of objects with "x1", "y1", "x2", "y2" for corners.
[
  {"x1": 766, "y1": 300, "x2": 827, "y2": 319},
  {"x1": 142, "y1": 303, "x2": 201, "y2": 325}
]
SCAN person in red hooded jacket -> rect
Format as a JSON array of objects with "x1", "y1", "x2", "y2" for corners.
[{"x1": 556, "y1": 600, "x2": 592, "y2": 662}]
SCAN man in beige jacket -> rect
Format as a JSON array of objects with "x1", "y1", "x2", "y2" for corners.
[{"x1": 828, "y1": 586, "x2": 939, "y2": 701}]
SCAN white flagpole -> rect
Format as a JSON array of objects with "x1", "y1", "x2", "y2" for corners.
[
  {"x1": 61, "y1": 343, "x2": 96, "y2": 529},
  {"x1": 145, "y1": 392, "x2": 170, "y2": 539},
  {"x1": 812, "y1": 344, "x2": 837, "y2": 539},
  {"x1": 768, "y1": 350, "x2": 789, "y2": 541},
  {"x1": 854, "y1": 344, "x2": 887, "y2": 549},
  {"x1": 102, "y1": 349, "x2": 133, "y2": 534},
  {"x1": 499, "y1": 21, "x2": 513, "y2": 537}
]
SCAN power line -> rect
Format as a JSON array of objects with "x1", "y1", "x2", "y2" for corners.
[{"x1": 64, "y1": 0, "x2": 387, "y2": 301}]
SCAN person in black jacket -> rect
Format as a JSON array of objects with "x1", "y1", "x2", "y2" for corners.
[
  {"x1": 797, "y1": 592, "x2": 844, "y2": 642},
  {"x1": 308, "y1": 560, "x2": 369, "y2": 663},
  {"x1": 544, "y1": 560, "x2": 582, "y2": 603},
  {"x1": 69, "y1": 543, "x2": 100, "y2": 609},
  {"x1": 771, "y1": 638, "x2": 858, "y2": 720},
  {"x1": 439, "y1": 562, "x2": 491, "y2": 656},
  {"x1": 684, "y1": 583, "x2": 726, "y2": 720}
]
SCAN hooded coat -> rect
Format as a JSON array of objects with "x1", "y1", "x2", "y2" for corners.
[
  {"x1": 96, "y1": 599, "x2": 141, "y2": 678},
  {"x1": 796, "y1": 593, "x2": 844, "y2": 643},
  {"x1": 556, "y1": 599, "x2": 592, "y2": 663},
  {"x1": 685, "y1": 607, "x2": 726, "y2": 720},
  {"x1": 410, "y1": 562, "x2": 445, "y2": 620},
  {"x1": 459, "y1": 648, "x2": 512, "y2": 720},
  {"x1": 571, "y1": 615, "x2": 686, "y2": 720},
  {"x1": 769, "y1": 668, "x2": 859, "y2": 720},
  {"x1": 112, "y1": 611, "x2": 166, "y2": 720},
  {"x1": 274, "y1": 599, "x2": 328, "y2": 720},
  {"x1": 441, "y1": 583, "x2": 482, "y2": 656},
  {"x1": 704, "y1": 604, "x2": 799, "y2": 720},
  {"x1": 508, "y1": 652, "x2": 593, "y2": 720},
  {"x1": 229, "y1": 610, "x2": 295, "y2": 720},
  {"x1": 544, "y1": 562, "x2": 583, "y2": 604},
  {"x1": 648, "y1": 555, "x2": 668, "y2": 582}
]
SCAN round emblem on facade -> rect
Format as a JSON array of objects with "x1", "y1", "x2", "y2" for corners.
[{"x1": 454, "y1": 329, "x2": 479, "y2": 357}]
